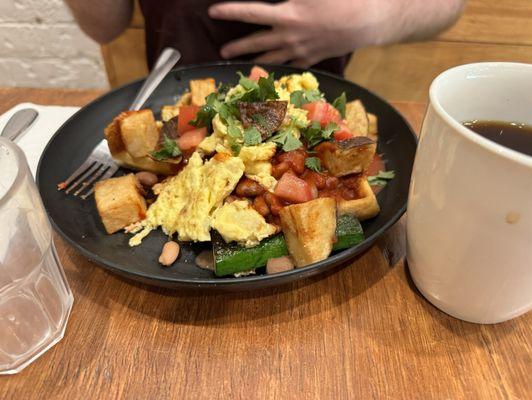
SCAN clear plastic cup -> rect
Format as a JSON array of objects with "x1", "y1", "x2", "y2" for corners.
[{"x1": 0, "y1": 137, "x2": 73, "y2": 374}]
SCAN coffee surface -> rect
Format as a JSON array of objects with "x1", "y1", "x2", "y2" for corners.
[{"x1": 463, "y1": 120, "x2": 532, "y2": 157}]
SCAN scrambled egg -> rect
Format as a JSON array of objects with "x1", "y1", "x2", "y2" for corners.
[
  {"x1": 212, "y1": 200, "x2": 277, "y2": 247},
  {"x1": 238, "y1": 143, "x2": 278, "y2": 191},
  {"x1": 275, "y1": 72, "x2": 319, "y2": 101},
  {"x1": 129, "y1": 152, "x2": 245, "y2": 245},
  {"x1": 198, "y1": 118, "x2": 278, "y2": 191}
]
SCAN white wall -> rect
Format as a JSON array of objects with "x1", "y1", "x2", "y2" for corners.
[{"x1": 0, "y1": 0, "x2": 108, "y2": 89}]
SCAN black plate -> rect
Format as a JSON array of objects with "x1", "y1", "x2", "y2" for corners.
[{"x1": 37, "y1": 62, "x2": 416, "y2": 291}]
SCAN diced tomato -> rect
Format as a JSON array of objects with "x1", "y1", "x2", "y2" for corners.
[
  {"x1": 177, "y1": 127, "x2": 206, "y2": 150},
  {"x1": 301, "y1": 101, "x2": 341, "y2": 127},
  {"x1": 248, "y1": 65, "x2": 269, "y2": 81},
  {"x1": 333, "y1": 123, "x2": 354, "y2": 141},
  {"x1": 177, "y1": 105, "x2": 200, "y2": 135},
  {"x1": 274, "y1": 172, "x2": 314, "y2": 204},
  {"x1": 276, "y1": 150, "x2": 307, "y2": 175}
]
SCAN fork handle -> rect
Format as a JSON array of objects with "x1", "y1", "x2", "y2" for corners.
[{"x1": 129, "y1": 48, "x2": 182, "y2": 111}]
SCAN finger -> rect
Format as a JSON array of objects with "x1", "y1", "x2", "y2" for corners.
[
  {"x1": 254, "y1": 48, "x2": 294, "y2": 64},
  {"x1": 290, "y1": 56, "x2": 322, "y2": 69},
  {"x1": 221, "y1": 30, "x2": 285, "y2": 59},
  {"x1": 209, "y1": 2, "x2": 282, "y2": 25}
]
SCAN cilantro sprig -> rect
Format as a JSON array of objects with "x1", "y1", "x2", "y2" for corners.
[
  {"x1": 332, "y1": 92, "x2": 346, "y2": 118},
  {"x1": 290, "y1": 89, "x2": 323, "y2": 108},
  {"x1": 367, "y1": 170, "x2": 395, "y2": 186},
  {"x1": 302, "y1": 121, "x2": 338, "y2": 148},
  {"x1": 269, "y1": 127, "x2": 302, "y2": 152},
  {"x1": 150, "y1": 134, "x2": 181, "y2": 161},
  {"x1": 243, "y1": 126, "x2": 262, "y2": 146},
  {"x1": 234, "y1": 72, "x2": 279, "y2": 103},
  {"x1": 305, "y1": 157, "x2": 322, "y2": 172}
]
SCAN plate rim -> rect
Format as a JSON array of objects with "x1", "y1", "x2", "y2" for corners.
[{"x1": 37, "y1": 61, "x2": 418, "y2": 287}]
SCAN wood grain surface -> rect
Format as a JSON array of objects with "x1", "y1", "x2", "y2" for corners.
[{"x1": 0, "y1": 89, "x2": 530, "y2": 400}]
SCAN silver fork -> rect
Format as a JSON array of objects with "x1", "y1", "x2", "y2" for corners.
[{"x1": 59, "y1": 48, "x2": 182, "y2": 199}]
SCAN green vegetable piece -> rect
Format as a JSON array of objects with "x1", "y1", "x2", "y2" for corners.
[
  {"x1": 269, "y1": 126, "x2": 303, "y2": 152},
  {"x1": 367, "y1": 170, "x2": 395, "y2": 186},
  {"x1": 332, "y1": 92, "x2": 347, "y2": 118},
  {"x1": 305, "y1": 156, "x2": 322, "y2": 172},
  {"x1": 213, "y1": 214, "x2": 364, "y2": 276},
  {"x1": 244, "y1": 126, "x2": 262, "y2": 146},
  {"x1": 150, "y1": 134, "x2": 181, "y2": 161},
  {"x1": 302, "y1": 121, "x2": 338, "y2": 148},
  {"x1": 214, "y1": 234, "x2": 288, "y2": 277},
  {"x1": 290, "y1": 89, "x2": 323, "y2": 108}
]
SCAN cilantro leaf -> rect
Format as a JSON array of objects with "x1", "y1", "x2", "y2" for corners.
[
  {"x1": 227, "y1": 125, "x2": 242, "y2": 140},
  {"x1": 290, "y1": 89, "x2": 323, "y2": 108},
  {"x1": 302, "y1": 121, "x2": 338, "y2": 148},
  {"x1": 190, "y1": 92, "x2": 221, "y2": 128},
  {"x1": 305, "y1": 157, "x2": 322, "y2": 172},
  {"x1": 332, "y1": 92, "x2": 346, "y2": 118},
  {"x1": 257, "y1": 74, "x2": 279, "y2": 101},
  {"x1": 244, "y1": 126, "x2": 262, "y2": 146},
  {"x1": 234, "y1": 72, "x2": 279, "y2": 103},
  {"x1": 150, "y1": 134, "x2": 181, "y2": 161},
  {"x1": 367, "y1": 170, "x2": 395, "y2": 186},
  {"x1": 269, "y1": 127, "x2": 302, "y2": 152}
]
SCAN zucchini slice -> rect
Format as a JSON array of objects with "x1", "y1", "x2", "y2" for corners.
[{"x1": 213, "y1": 214, "x2": 364, "y2": 277}]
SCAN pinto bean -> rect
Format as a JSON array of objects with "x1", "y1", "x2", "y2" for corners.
[
  {"x1": 272, "y1": 161, "x2": 291, "y2": 179},
  {"x1": 235, "y1": 178, "x2": 265, "y2": 197},
  {"x1": 135, "y1": 171, "x2": 158, "y2": 187},
  {"x1": 253, "y1": 195, "x2": 270, "y2": 217},
  {"x1": 158, "y1": 241, "x2": 180, "y2": 266},
  {"x1": 264, "y1": 192, "x2": 284, "y2": 216}
]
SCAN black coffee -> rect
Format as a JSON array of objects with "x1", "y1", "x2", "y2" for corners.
[{"x1": 463, "y1": 120, "x2": 532, "y2": 157}]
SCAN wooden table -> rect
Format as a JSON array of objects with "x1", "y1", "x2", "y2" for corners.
[{"x1": 0, "y1": 88, "x2": 530, "y2": 399}]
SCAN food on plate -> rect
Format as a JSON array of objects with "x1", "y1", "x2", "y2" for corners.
[
  {"x1": 158, "y1": 241, "x2": 180, "y2": 266},
  {"x1": 315, "y1": 136, "x2": 377, "y2": 177},
  {"x1": 96, "y1": 67, "x2": 393, "y2": 276},
  {"x1": 279, "y1": 198, "x2": 336, "y2": 267},
  {"x1": 94, "y1": 174, "x2": 147, "y2": 234}
]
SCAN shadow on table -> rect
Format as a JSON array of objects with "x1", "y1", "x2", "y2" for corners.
[{"x1": 92, "y1": 245, "x2": 393, "y2": 327}]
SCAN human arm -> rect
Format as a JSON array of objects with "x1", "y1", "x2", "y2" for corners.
[
  {"x1": 64, "y1": 0, "x2": 134, "y2": 43},
  {"x1": 209, "y1": 0, "x2": 467, "y2": 67}
]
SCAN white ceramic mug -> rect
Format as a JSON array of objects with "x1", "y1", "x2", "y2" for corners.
[{"x1": 406, "y1": 62, "x2": 532, "y2": 324}]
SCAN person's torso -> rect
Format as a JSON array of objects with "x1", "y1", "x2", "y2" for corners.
[{"x1": 138, "y1": 0, "x2": 348, "y2": 75}]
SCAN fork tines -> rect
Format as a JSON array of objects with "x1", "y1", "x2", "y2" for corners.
[{"x1": 60, "y1": 159, "x2": 118, "y2": 200}]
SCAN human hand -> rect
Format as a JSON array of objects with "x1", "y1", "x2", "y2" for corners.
[{"x1": 208, "y1": 0, "x2": 391, "y2": 67}]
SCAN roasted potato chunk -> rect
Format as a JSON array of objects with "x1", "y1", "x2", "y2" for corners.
[
  {"x1": 367, "y1": 112, "x2": 378, "y2": 141},
  {"x1": 316, "y1": 137, "x2": 376, "y2": 177},
  {"x1": 118, "y1": 109, "x2": 159, "y2": 158},
  {"x1": 104, "y1": 112, "x2": 180, "y2": 175},
  {"x1": 190, "y1": 78, "x2": 216, "y2": 106},
  {"x1": 95, "y1": 174, "x2": 147, "y2": 234},
  {"x1": 337, "y1": 178, "x2": 380, "y2": 221},
  {"x1": 345, "y1": 100, "x2": 369, "y2": 136},
  {"x1": 280, "y1": 198, "x2": 336, "y2": 267}
]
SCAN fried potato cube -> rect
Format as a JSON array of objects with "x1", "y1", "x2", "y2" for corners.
[
  {"x1": 345, "y1": 100, "x2": 369, "y2": 136},
  {"x1": 280, "y1": 198, "x2": 337, "y2": 268},
  {"x1": 104, "y1": 113, "x2": 180, "y2": 175},
  {"x1": 118, "y1": 109, "x2": 159, "y2": 158},
  {"x1": 190, "y1": 78, "x2": 216, "y2": 106},
  {"x1": 337, "y1": 178, "x2": 380, "y2": 221},
  {"x1": 367, "y1": 112, "x2": 378, "y2": 141},
  {"x1": 316, "y1": 136, "x2": 376, "y2": 177},
  {"x1": 94, "y1": 174, "x2": 147, "y2": 234}
]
